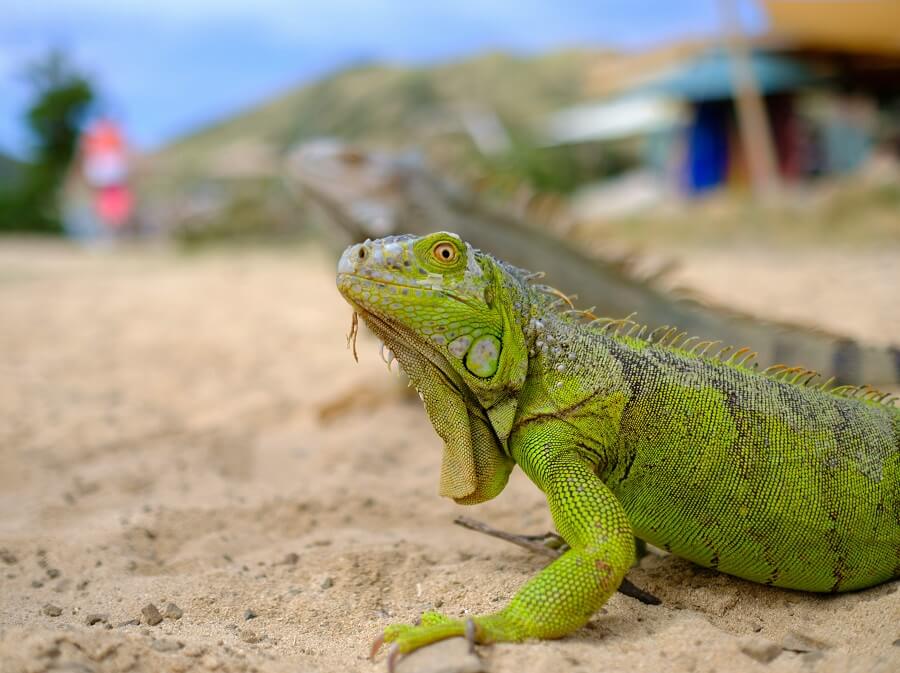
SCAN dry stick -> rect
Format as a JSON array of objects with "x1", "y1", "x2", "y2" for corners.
[
  {"x1": 454, "y1": 515, "x2": 564, "y2": 558},
  {"x1": 453, "y1": 516, "x2": 661, "y2": 606}
]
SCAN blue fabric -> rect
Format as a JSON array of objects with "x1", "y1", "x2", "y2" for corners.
[{"x1": 687, "y1": 102, "x2": 730, "y2": 193}]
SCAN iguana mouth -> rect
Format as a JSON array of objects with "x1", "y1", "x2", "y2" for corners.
[{"x1": 337, "y1": 271, "x2": 481, "y2": 311}]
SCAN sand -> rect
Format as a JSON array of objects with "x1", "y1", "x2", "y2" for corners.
[{"x1": 0, "y1": 239, "x2": 897, "y2": 673}]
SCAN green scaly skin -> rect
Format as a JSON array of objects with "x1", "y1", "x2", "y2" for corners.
[{"x1": 336, "y1": 232, "x2": 900, "y2": 662}]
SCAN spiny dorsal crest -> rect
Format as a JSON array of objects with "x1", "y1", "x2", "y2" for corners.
[{"x1": 524, "y1": 276, "x2": 898, "y2": 408}]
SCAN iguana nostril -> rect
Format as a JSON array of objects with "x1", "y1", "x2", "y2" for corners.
[
  {"x1": 358, "y1": 247, "x2": 367, "y2": 260},
  {"x1": 336, "y1": 246, "x2": 356, "y2": 275}
]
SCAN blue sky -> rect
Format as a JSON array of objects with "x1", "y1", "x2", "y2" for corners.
[{"x1": 1, "y1": 1, "x2": 766, "y2": 156}]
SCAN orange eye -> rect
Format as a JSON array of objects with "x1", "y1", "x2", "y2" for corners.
[{"x1": 432, "y1": 242, "x2": 458, "y2": 263}]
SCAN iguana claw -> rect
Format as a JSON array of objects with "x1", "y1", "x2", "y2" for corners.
[
  {"x1": 369, "y1": 633, "x2": 385, "y2": 659},
  {"x1": 386, "y1": 643, "x2": 400, "y2": 673},
  {"x1": 464, "y1": 617, "x2": 477, "y2": 652},
  {"x1": 371, "y1": 635, "x2": 402, "y2": 673}
]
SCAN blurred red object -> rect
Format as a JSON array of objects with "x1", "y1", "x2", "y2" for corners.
[
  {"x1": 96, "y1": 185, "x2": 132, "y2": 229},
  {"x1": 81, "y1": 119, "x2": 133, "y2": 228}
]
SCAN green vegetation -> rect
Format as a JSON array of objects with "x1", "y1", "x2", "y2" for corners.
[
  {"x1": 171, "y1": 179, "x2": 302, "y2": 250},
  {"x1": 0, "y1": 51, "x2": 95, "y2": 234},
  {"x1": 0, "y1": 151, "x2": 24, "y2": 187}
]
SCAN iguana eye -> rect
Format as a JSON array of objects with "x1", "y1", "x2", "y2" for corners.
[{"x1": 432, "y1": 242, "x2": 458, "y2": 263}]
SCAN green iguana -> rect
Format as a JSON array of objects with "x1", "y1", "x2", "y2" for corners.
[{"x1": 336, "y1": 231, "x2": 900, "y2": 669}]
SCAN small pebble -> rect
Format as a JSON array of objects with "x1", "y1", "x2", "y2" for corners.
[
  {"x1": 46, "y1": 568, "x2": 60, "y2": 579},
  {"x1": 165, "y1": 602, "x2": 183, "y2": 620},
  {"x1": 320, "y1": 577, "x2": 334, "y2": 590},
  {"x1": 42, "y1": 603, "x2": 62, "y2": 617},
  {"x1": 782, "y1": 631, "x2": 829, "y2": 653},
  {"x1": 739, "y1": 638, "x2": 782, "y2": 664},
  {"x1": 117, "y1": 619, "x2": 141, "y2": 627},
  {"x1": 281, "y1": 552, "x2": 299, "y2": 565},
  {"x1": 240, "y1": 629, "x2": 260, "y2": 644},
  {"x1": 243, "y1": 609, "x2": 257, "y2": 621},
  {"x1": 0, "y1": 549, "x2": 17, "y2": 565},
  {"x1": 142, "y1": 603, "x2": 163, "y2": 626},
  {"x1": 31, "y1": 580, "x2": 44, "y2": 588},
  {"x1": 151, "y1": 639, "x2": 184, "y2": 653},
  {"x1": 85, "y1": 613, "x2": 109, "y2": 626}
]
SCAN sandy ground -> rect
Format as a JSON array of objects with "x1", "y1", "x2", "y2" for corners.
[
  {"x1": 663, "y1": 246, "x2": 900, "y2": 350},
  {"x1": 0, "y1": 239, "x2": 898, "y2": 673}
]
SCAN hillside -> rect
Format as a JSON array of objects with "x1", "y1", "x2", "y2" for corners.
[{"x1": 141, "y1": 50, "x2": 610, "y2": 195}]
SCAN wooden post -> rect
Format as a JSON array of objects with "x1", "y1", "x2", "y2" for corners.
[{"x1": 718, "y1": 0, "x2": 781, "y2": 202}]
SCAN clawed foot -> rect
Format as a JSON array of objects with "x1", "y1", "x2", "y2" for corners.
[{"x1": 370, "y1": 612, "x2": 478, "y2": 672}]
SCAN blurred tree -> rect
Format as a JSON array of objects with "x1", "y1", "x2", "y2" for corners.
[
  {"x1": 0, "y1": 51, "x2": 95, "y2": 234},
  {"x1": 482, "y1": 129, "x2": 636, "y2": 197}
]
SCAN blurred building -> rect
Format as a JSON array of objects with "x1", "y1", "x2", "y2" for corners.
[{"x1": 547, "y1": 0, "x2": 900, "y2": 197}]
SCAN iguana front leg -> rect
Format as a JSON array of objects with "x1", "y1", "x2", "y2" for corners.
[
  {"x1": 373, "y1": 425, "x2": 634, "y2": 664},
  {"x1": 452, "y1": 515, "x2": 660, "y2": 605}
]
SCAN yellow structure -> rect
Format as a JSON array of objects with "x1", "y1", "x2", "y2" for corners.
[{"x1": 764, "y1": 0, "x2": 900, "y2": 53}]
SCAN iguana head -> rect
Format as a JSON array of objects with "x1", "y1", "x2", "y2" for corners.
[
  {"x1": 336, "y1": 232, "x2": 526, "y2": 501},
  {"x1": 336, "y1": 231, "x2": 528, "y2": 401}
]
